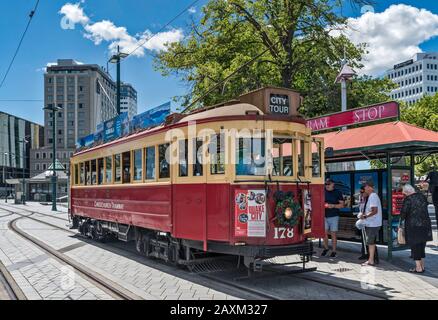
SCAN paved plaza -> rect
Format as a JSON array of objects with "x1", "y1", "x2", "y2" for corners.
[{"x1": 0, "y1": 200, "x2": 437, "y2": 300}]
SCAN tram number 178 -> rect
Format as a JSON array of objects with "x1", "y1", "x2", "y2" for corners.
[{"x1": 273, "y1": 227, "x2": 294, "y2": 239}]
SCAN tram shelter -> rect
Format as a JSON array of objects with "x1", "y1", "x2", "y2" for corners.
[{"x1": 309, "y1": 104, "x2": 438, "y2": 260}]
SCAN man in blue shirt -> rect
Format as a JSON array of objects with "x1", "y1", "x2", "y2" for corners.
[{"x1": 322, "y1": 178, "x2": 344, "y2": 258}]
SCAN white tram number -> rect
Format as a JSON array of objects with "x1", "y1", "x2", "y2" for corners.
[{"x1": 273, "y1": 227, "x2": 294, "y2": 239}]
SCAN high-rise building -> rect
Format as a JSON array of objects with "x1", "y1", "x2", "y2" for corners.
[
  {"x1": 30, "y1": 59, "x2": 117, "y2": 176},
  {"x1": 120, "y1": 82, "x2": 137, "y2": 119},
  {"x1": 0, "y1": 111, "x2": 44, "y2": 196},
  {"x1": 385, "y1": 52, "x2": 438, "y2": 105}
]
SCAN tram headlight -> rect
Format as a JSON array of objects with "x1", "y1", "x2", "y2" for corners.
[{"x1": 284, "y1": 207, "x2": 292, "y2": 219}]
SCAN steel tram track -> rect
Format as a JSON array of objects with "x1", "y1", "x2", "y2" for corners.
[
  {"x1": 0, "y1": 204, "x2": 388, "y2": 300},
  {"x1": 0, "y1": 260, "x2": 26, "y2": 300},
  {"x1": 0, "y1": 207, "x2": 143, "y2": 300}
]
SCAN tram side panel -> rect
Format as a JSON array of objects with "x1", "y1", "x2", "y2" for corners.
[{"x1": 71, "y1": 185, "x2": 172, "y2": 233}]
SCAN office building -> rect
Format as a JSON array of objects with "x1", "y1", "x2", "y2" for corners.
[
  {"x1": 30, "y1": 59, "x2": 117, "y2": 176},
  {"x1": 385, "y1": 52, "x2": 438, "y2": 105},
  {"x1": 0, "y1": 111, "x2": 44, "y2": 197},
  {"x1": 120, "y1": 82, "x2": 137, "y2": 119}
]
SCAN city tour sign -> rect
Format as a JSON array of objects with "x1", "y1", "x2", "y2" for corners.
[{"x1": 306, "y1": 101, "x2": 400, "y2": 132}]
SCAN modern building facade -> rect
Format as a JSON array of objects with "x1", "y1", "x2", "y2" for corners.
[
  {"x1": 385, "y1": 52, "x2": 438, "y2": 105},
  {"x1": 30, "y1": 59, "x2": 117, "y2": 177},
  {"x1": 120, "y1": 82, "x2": 137, "y2": 119},
  {"x1": 0, "y1": 111, "x2": 44, "y2": 197}
]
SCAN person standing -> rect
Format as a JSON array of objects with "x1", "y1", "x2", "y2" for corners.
[
  {"x1": 400, "y1": 184, "x2": 433, "y2": 273},
  {"x1": 360, "y1": 181, "x2": 382, "y2": 266},
  {"x1": 321, "y1": 178, "x2": 344, "y2": 258},
  {"x1": 357, "y1": 185, "x2": 369, "y2": 260},
  {"x1": 425, "y1": 168, "x2": 438, "y2": 226}
]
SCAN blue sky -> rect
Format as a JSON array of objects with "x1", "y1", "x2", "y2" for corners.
[{"x1": 1, "y1": 0, "x2": 438, "y2": 125}]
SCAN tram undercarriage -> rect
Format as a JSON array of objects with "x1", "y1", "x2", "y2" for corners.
[{"x1": 72, "y1": 216, "x2": 315, "y2": 273}]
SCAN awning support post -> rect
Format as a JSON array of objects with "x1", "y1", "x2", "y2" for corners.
[{"x1": 386, "y1": 152, "x2": 393, "y2": 261}]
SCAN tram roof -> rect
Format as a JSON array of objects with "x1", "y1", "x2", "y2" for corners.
[
  {"x1": 179, "y1": 103, "x2": 264, "y2": 123},
  {"x1": 316, "y1": 121, "x2": 438, "y2": 162}
]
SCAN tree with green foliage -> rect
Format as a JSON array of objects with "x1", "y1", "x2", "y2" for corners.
[
  {"x1": 401, "y1": 95, "x2": 438, "y2": 176},
  {"x1": 155, "y1": 0, "x2": 394, "y2": 116}
]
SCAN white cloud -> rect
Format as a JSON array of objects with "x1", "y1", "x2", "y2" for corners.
[
  {"x1": 188, "y1": 7, "x2": 196, "y2": 14},
  {"x1": 59, "y1": 3, "x2": 184, "y2": 57},
  {"x1": 332, "y1": 4, "x2": 438, "y2": 76},
  {"x1": 59, "y1": 2, "x2": 89, "y2": 25}
]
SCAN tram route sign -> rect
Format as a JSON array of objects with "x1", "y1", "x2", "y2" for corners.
[{"x1": 306, "y1": 101, "x2": 399, "y2": 132}]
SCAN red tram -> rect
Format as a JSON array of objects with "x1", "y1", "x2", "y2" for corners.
[{"x1": 69, "y1": 87, "x2": 325, "y2": 270}]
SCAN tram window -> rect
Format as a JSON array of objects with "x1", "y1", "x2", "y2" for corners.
[
  {"x1": 133, "y1": 149, "x2": 142, "y2": 181},
  {"x1": 178, "y1": 140, "x2": 188, "y2": 177},
  {"x1": 271, "y1": 138, "x2": 293, "y2": 176},
  {"x1": 312, "y1": 141, "x2": 322, "y2": 178},
  {"x1": 159, "y1": 143, "x2": 170, "y2": 179},
  {"x1": 84, "y1": 161, "x2": 91, "y2": 185},
  {"x1": 105, "y1": 156, "x2": 112, "y2": 183},
  {"x1": 297, "y1": 140, "x2": 306, "y2": 177},
  {"x1": 97, "y1": 158, "x2": 104, "y2": 184},
  {"x1": 122, "y1": 152, "x2": 131, "y2": 184},
  {"x1": 74, "y1": 164, "x2": 79, "y2": 185},
  {"x1": 193, "y1": 138, "x2": 203, "y2": 176},
  {"x1": 79, "y1": 163, "x2": 84, "y2": 184},
  {"x1": 209, "y1": 134, "x2": 225, "y2": 175},
  {"x1": 91, "y1": 160, "x2": 97, "y2": 185},
  {"x1": 114, "y1": 154, "x2": 121, "y2": 183},
  {"x1": 145, "y1": 146, "x2": 156, "y2": 180},
  {"x1": 236, "y1": 138, "x2": 265, "y2": 176}
]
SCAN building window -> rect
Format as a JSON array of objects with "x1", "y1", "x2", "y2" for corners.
[
  {"x1": 79, "y1": 103, "x2": 83, "y2": 109},
  {"x1": 36, "y1": 152, "x2": 40, "y2": 159},
  {"x1": 42, "y1": 163, "x2": 46, "y2": 170},
  {"x1": 35, "y1": 164, "x2": 40, "y2": 171}
]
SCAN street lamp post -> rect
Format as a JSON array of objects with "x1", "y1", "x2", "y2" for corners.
[
  {"x1": 18, "y1": 139, "x2": 29, "y2": 204},
  {"x1": 44, "y1": 105, "x2": 61, "y2": 211},
  {"x1": 109, "y1": 46, "x2": 128, "y2": 115},
  {"x1": 2, "y1": 152, "x2": 7, "y2": 203}
]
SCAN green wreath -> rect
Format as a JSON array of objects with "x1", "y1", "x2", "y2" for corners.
[{"x1": 274, "y1": 191, "x2": 303, "y2": 228}]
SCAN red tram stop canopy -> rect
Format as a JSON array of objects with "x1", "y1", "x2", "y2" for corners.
[{"x1": 315, "y1": 121, "x2": 438, "y2": 162}]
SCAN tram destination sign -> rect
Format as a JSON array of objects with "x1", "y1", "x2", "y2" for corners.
[
  {"x1": 306, "y1": 101, "x2": 399, "y2": 132},
  {"x1": 269, "y1": 94, "x2": 290, "y2": 115}
]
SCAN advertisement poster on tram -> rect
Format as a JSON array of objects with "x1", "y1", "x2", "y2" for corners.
[
  {"x1": 234, "y1": 190, "x2": 266, "y2": 237},
  {"x1": 303, "y1": 189, "x2": 312, "y2": 234}
]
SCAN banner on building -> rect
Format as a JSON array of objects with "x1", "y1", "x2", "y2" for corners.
[
  {"x1": 103, "y1": 112, "x2": 129, "y2": 142},
  {"x1": 132, "y1": 102, "x2": 171, "y2": 131},
  {"x1": 234, "y1": 190, "x2": 266, "y2": 237}
]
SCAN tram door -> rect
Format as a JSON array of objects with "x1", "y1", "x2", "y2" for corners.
[{"x1": 172, "y1": 139, "x2": 207, "y2": 241}]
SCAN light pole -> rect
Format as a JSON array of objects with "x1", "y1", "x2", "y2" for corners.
[
  {"x1": 109, "y1": 46, "x2": 128, "y2": 115},
  {"x1": 18, "y1": 139, "x2": 29, "y2": 204},
  {"x1": 44, "y1": 104, "x2": 61, "y2": 211},
  {"x1": 2, "y1": 152, "x2": 7, "y2": 203}
]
